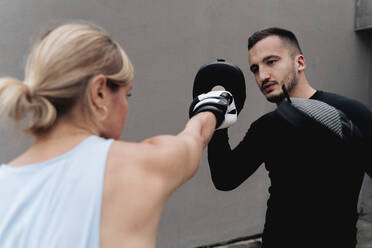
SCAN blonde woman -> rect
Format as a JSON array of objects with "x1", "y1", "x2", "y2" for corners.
[{"x1": 0, "y1": 21, "x2": 236, "y2": 247}]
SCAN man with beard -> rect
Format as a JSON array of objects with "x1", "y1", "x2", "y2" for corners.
[{"x1": 207, "y1": 27, "x2": 372, "y2": 247}]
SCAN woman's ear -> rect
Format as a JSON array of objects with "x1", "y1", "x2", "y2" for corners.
[
  {"x1": 296, "y1": 54, "x2": 307, "y2": 72},
  {"x1": 90, "y1": 74, "x2": 108, "y2": 109}
]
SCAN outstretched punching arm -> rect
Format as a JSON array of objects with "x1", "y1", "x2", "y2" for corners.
[{"x1": 134, "y1": 90, "x2": 238, "y2": 197}]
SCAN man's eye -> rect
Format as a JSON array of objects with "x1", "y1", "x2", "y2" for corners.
[
  {"x1": 267, "y1": 60, "x2": 277, "y2": 65},
  {"x1": 127, "y1": 92, "x2": 132, "y2": 98}
]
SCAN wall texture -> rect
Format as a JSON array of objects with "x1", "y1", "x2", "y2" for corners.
[
  {"x1": 355, "y1": 0, "x2": 372, "y2": 30},
  {"x1": 0, "y1": 0, "x2": 370, "y2": 247}
]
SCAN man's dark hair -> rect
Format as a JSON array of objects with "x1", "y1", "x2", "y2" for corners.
[{"x1": 248, "y1": 27, "x2": 303, "y2": 54}]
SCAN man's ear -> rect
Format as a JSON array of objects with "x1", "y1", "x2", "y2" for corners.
[
  {"x1": 90, "y1": 74, "x2": 108, "y2": 109},
  {"x1": 296, "y1": 55, "x2": 307, "y2": 72}
]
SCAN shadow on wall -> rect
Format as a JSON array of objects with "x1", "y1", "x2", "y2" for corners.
[
  {"x1": 354, "y1": 28, "x2": 372, "y2": 109},
  {"x1": 355, "y1": 29, "x2": 372, "y2": 48}
]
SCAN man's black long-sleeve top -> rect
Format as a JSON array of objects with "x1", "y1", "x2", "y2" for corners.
[{"x1": 208, "y1": 91, "x2": 372, "y2": 248}]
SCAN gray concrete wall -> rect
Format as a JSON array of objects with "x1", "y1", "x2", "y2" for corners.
[{"x1": 0, "y1": 0, "x2": 370, "y2": 247}]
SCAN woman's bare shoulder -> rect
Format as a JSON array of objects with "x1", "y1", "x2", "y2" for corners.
[{"x1": 105, "y1": 135, "x2": 198, "y2": 195}]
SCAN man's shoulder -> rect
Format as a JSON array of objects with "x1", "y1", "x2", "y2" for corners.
[
  {"x1": 314, "y1": 90, "x2": 372, "y2": 133},
  {"x1": 313, "y1": 90, "x2": 371, "y2": 116},
  {"x1": 313, "y1": 90, "x2": 365, "y2": 108}
]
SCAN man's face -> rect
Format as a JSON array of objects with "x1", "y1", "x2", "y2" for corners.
[{"x1": 248, "y1": 35, "x2": 298, "y2": 103}]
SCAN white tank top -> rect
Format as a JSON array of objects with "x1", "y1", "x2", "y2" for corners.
[{"x1": 0, "y1": 135, "x2": 113, "y2": 248}]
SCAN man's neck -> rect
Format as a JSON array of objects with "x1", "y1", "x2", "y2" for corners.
[{"x1": 289, "y1": 77, "x2": 316, "y2": 99}]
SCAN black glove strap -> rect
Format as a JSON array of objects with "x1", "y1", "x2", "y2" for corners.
[{"x1": 190, "y1": 105, "x2": 224, "y2": 129}]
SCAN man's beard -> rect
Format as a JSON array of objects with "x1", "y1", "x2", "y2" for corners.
[{"x1": 267, "y1": 69, "x2": 297, "y2": 104}]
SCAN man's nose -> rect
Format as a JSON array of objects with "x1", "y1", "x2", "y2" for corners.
[{"x1": 258, "y1": 70, "x2": 270, "y2": 83}]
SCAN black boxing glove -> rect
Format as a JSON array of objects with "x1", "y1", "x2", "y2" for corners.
[{"x1": 189, "y1": 90, "x2": 237, "y2": 129}]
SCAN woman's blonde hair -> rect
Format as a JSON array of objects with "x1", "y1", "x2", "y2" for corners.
[{"x1": 0, "y1": 21, "x2": 134, "y2": 134}]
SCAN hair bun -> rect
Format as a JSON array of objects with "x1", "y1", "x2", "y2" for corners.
[{"x1": 0, "y1": 77, "x2": 56, "y2": 133}]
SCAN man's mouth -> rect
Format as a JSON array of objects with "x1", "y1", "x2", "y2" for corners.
[{"x1": 262, "y1": 81, "x2": 277, "y2": 93}]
